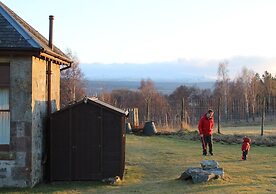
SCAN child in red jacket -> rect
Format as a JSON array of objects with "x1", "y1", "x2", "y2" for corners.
[{"x1": 241, "y1": 137, "x2": 251, "y2": 160}]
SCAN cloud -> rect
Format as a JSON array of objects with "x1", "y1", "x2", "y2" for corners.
[
  {"x1": 226, "y1": 56, "x2": 276, "y2": 77},
  {"x1": 80, "y1": 56, "x2": 276, "y2": 82}
]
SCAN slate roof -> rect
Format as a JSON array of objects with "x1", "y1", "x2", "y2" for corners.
[
  {"x1": 0, "y1": 1, "x2": 71, "y2": 65},
  {"x1": 0, "y1": 13, "x2": 33, "y2": 48}
]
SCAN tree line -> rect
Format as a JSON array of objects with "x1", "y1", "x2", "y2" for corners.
[{"x1": 60, "y1": 53, "x2": 276, "y2": 129}]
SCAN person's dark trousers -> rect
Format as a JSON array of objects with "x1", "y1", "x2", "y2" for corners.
[
  {"x1": 242, "y1": 150, "x2": 248, "y2": 160},
  {"x1": 201, "y1": 135, "x2": 213, "y2": 155}
]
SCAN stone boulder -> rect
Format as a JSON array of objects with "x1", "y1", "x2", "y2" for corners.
[
  {"x1": 179, "y1": 160, "x2": 224, "y2": 184},
  {"x1": 200, "y1": 160, "x2": 219, "y2": 170}
]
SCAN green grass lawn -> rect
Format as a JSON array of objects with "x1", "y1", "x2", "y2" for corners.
[
  {"x1": 220, "y1": 125, "x2": 276, "y2": 136},
  {"x1": 1, "y1": 134, "x2": 276, "y2": 194},
  {"x1": 184, "y1": 121, "x2": 276, "y2": 136}
]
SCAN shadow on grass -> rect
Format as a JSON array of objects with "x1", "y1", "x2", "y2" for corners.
[{"x1": 0, "y1": 181, "x2": 105, "y2": 193}]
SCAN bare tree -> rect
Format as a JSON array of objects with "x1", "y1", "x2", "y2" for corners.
[
  {"x1": 249, "y1": 73, "x2": 262, "y2": 121},
  {"x1": 261, "y1": 71, "x2": 276, "y2": 117},
  {"x1": 60, "y1": 49, "x2": 86, "y2": 108},
  {"x1": 104, "y1": 89, "x2": 142, "y2": 109},
  {"x1": 236, "y1": 67, "x2": 255, "y2": 122},
  {"x1": 216, "y1": 62, "x2": 230, "y2": 120},
  {"x1": 139, "y1": 79, "x2": 157, "y2": 121},
  {"x1": 150, "y1": 91, "x2": 170, "y2": 127}
]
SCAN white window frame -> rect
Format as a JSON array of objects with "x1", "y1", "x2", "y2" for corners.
[
  {"x1": 0, "y1": 88, "x2": 10, "y2": 144},
  {"x1": 0, "y1": 63, "x2": 10, "y2": 145}
]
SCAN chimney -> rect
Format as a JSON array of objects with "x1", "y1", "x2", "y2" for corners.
[{"x1": 48, "y1": 15, "x2": 54, "y2": 50}]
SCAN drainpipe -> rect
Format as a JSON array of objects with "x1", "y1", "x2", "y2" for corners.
[
  {"x1": 47, "y1": 61, "x2": 52, "y2": 116},
  {"x1": 44, "y1": 15, "x2": 54, "y2": 182},
  {"x1": 47, "y1": 15, "x2": 54, "y2": 116}
]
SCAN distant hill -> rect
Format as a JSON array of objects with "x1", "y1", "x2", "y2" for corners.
[
  {"x1": 80, "y1": 57, "x2": 276, "y2": 85},
  {"x1": 80, "y1": 61, "x2": 217, "y2": 82},
  {"x1": 85, "y1": 80, "x2": 215, "y2": 95}
]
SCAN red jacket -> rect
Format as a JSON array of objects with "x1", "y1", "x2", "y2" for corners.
[
  {"x1": 198, "y1": 114, "x2": 214, "y2": 136},
  {"x1": 242, "y1": 137, "x2": 251, "y2": 151}
]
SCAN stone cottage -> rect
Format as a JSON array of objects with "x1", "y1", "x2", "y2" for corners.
[{"x1": 0, "y1": 2, "x2": 72, "y2": 187}]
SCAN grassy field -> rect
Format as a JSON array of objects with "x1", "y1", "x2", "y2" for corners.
[
  {"x1": 218, "y1": 125, "x2": 276, "y2": 136},
  {"x1": 159, "y1": 120, "x2": 276, "y2": 136},
  {"x1": 177, "y1": 122, "x2": 276, "y2": 136},
  {"x1": 1, "y1": 134, "x2": 276, "y2": 194}
]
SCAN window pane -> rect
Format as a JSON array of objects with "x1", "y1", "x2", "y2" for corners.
[
  {"x1": 0, "y1": 64, "x2": 10, "y2": 87},
  {"x1": 0, "y1": 112, "x2": 10, "y2": 144},
  {"x1": 0, "y1": 88, "x2": 9, "y2": 110}
]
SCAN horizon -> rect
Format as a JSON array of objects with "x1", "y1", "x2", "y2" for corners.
[{"x1": 85, "y1": 79, "x2": 216, "y2": 96}]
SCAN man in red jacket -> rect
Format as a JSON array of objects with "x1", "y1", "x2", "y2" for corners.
[{"x1": 198, "y1": 109, "x2": 214, "y2": 156}]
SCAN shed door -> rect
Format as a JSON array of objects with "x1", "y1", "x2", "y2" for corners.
[{"x1": 71, "y1": 104, "x2": 102, "y2": 180}]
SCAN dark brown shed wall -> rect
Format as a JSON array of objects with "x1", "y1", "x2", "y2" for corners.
[
  {"x1": 102, "y1": 109, "x2": 125, "y2": 178},
  {"x1": 71, "y1": 103, "x2": 102, "y2": 180},
  {"x1": 49, "y1": 100, "x2": 126, "y2": 181},
  {"x1": 50, "y1": 109, "x2": 71, "y2": 181}
]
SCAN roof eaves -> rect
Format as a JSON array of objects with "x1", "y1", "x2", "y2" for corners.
[
  {"x1": 0, "y1": 3, "x2": 42, "y2": 49},
  {"x1": 40, "y1": 52, "x2": 72, "y2": 66},
  {"x1": 87, "y1": 97, "x2": 128, "y2": 116},
  {"x1": 51, "y1": 97, "x2": 128, "y2": 117},
  {"x1": 0, "y1": 47, "x2": 41, "y2": 52},
  {"x1": 0, "y1": 47, "x2": 41, "y2": 57},
  {"x1": 42, "y1": 49, "x2": 72, "y2": 64}
]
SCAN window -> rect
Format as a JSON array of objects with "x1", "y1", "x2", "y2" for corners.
[{"x1": 0, "y1": 64, "x2": 10, "y2": 144}]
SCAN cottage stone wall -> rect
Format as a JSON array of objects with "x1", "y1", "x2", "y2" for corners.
[
  {"x1": 0, "y1": 56, "x2": 33, "y2": 187},
  {"x1": 31, "y1": 57, "x2": 60, "y2": 186},
  {"x1": 31, "y1": 57, "x2": 47, "y2": 186},
  {"x1": 49, "y1": 60, "x2": 60, "y2": 111},
  {"x1": 0, "y1": 56, "x2": 61, "y2": 187}
]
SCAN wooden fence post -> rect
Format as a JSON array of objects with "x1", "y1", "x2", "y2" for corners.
[
  {"x1": 181, "y1": 98, "x2": 185, "y2": 129},
  {"x1": 261, "y1": 97, "x2": 265, "y2": 136},
  {"x1": 217, "y1": 97, "x2": 221, "y2": 134}
]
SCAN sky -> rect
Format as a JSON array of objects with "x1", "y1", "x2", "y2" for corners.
[{"x1": 2, "y1": 0, "x2": 276, "y2": 80}]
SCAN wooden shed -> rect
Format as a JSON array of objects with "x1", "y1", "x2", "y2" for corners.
[{"x1": 49, "y1": 97, "x2": 128, "y2": 181}]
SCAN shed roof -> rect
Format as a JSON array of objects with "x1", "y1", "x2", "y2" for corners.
[
  {"x1": 52, "y1": 97, "x2": 128, "y2": 116},
  {"x1": 0, "y1": 1, "x2": 71, "y2": 66}
]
